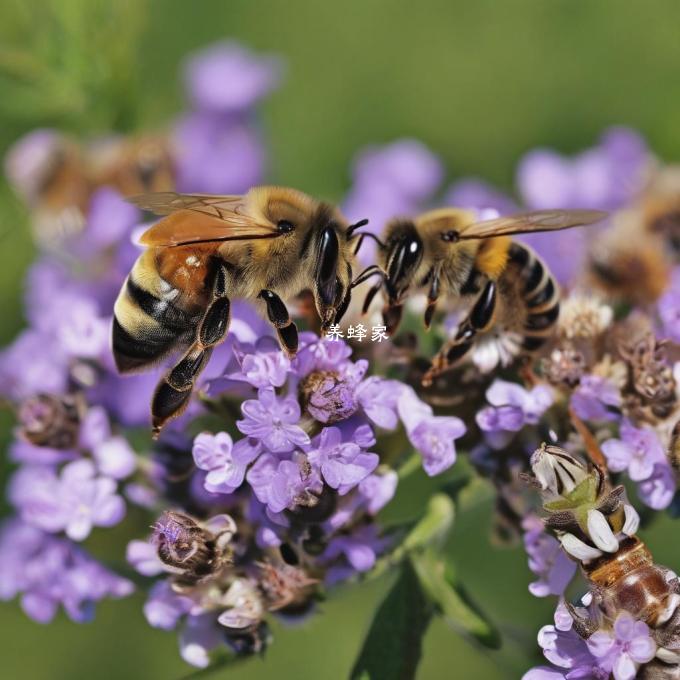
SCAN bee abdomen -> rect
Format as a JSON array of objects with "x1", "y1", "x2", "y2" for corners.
[
  {"x1": 112, "y1": 268, "x2": 194, "y2": 373},
  {"x1": 508, "y1": 242, "x2": 560, "y2": 352}
]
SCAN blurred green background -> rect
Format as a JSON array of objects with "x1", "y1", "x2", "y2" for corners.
[{"x1": 2, "y1": 1, "x2": 680, "y2": 678}]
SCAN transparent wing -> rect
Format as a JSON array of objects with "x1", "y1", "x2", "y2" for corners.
[
  {"x1": 130, "y1": 192, "x2": 279, "y2": 247},
  {"x1": 459, "y1": 209, "x2": 607, "y2": 240}
]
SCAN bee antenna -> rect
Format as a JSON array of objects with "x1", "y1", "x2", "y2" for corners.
[
  {"x1": 346, "y1": 218, "x2": 370, "y2": 238},
  {"x1": 351, "y1": 265, "x2": 386, "y2": 289},
  {"x1": 350, "y1": 231, "x2": 386, "y2": 256}
]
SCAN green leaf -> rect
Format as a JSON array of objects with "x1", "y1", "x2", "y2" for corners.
[
  {"x1": 350, "y1": 561, "x2": 433, "y2": 680},
  {"x1": 366, "y1": 493, "x2": 455, "y2": 580},
  {"x1": 411, "y1": 551, "x2": 500, "y2": 649},
  {"x1": 401, "y1": 493, "x2": 455, "y2": 553}
]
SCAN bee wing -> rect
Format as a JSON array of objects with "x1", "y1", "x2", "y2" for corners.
[
  {"x1": 131, "y1": 192, "x2": 279, "y2": 247},
  {"x1": 458, "y1": 209, "x2": 607, "y2": 240}
]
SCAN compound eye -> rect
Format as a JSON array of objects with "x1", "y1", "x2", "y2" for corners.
[{"x1": 277, "y1": 220, "x2": 295, "y2": 234}]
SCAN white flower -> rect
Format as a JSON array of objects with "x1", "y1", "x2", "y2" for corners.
[
  {"x1": 559, "y1": 294, "x2": 613, "y2": 339},
  {"x1": 530, "y1": 445, "x2": 589, "y2": 497}
]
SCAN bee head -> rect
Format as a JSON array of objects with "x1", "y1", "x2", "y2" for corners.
[{"x1": 383, "y1": 220, "x2": 423, "y2": 303}]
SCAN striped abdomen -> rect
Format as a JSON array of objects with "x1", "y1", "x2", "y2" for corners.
[
  {"x1": 507, "y1": 241, "x2": 560, "y2": 352},
  {"x1": 112, "y1": 250, "x2": 200, "y2": 373}
]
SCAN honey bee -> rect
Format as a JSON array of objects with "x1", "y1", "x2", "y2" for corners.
[
  {"x1": 579, "y1": 536, "x2": 680, "y2": 630},
  {"x1": 359, "y1": 208, "x2": 606, "y2": 385},
  {"x1": 589, "y1": 165, "x2": 680, "y2": 305},
  {"x1": 6, "y1": 132, "x2": 175, "y2": 247},
  {"x1": 113, "y1": 187, "x2": 370, "y2": 435},
  {"x1": 589, "y1": 208, "x2": 672, "y2": 305},
  {"x1": 529, "y1": 444, "x2": 680, "y2": 665}
]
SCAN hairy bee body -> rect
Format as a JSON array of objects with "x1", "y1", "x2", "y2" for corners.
[
  {"x1": 113, "y1": 186, "x2": 361, "y2": 435},
  {"x1": 584, "y1": 537, "x2": 680, "y2": 628},
  {"x1": 377, "y1": 208, "x2": 561, "y2": 380}
]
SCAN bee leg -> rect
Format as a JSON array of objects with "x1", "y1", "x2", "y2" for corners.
[
  {"x1": 422, "y1": 280, "x2": 497, "y2": 386},
  {"x1": 151, "y1": 265, "x2": 232, "y2": 437},
  {"x1": 383, "y1": 303, "x2": 403, "y2": 335},
  {"x1": 424, "y1": 267, "x2": 441, "y2": 329},
  {"x1": 334, "y1": 290, "x2": 351, "y2": 325},
  {"x1": 564, "y1": 601, "x2": 599, "y2": 639},
  {"x1": 362, "y1": 280, "x2": 383, "y2": 315},
  {"x1": 259, "y1": 289, "x2": 298, "y2": 357}
]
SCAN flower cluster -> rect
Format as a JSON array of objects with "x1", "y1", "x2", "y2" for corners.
[
  {"x1": 2, "y1": 33, "x2": 680, "y2": 679},
  {"x1": 0, "y1": 41, "x2": 279, "y2": 626}
]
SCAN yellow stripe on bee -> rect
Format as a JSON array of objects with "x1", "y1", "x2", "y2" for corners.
[
  {"x1": 113, "y1": 279, "x2": 165, "y2": 338},
  {"x1": 475, "y1": 236, "x2": 511, "y2": 279}
]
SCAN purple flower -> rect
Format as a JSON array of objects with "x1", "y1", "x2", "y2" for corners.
[
  {"x1": 143, "y1": 581, "x2": 193, "y2": 631},
  {"x1": 526, "y1": 601, "x2": 613, "y2": 680},
  {"x1": 570, "y1": 375, "x2": 621, "y2": 422},
  {"x1": 586, "y1": 612, "x2": 656, "y2": 680},
  {"x1": 349, "y1": 139, "x2": 443, "y2": 203},
  {"x1": 183, "y1": 41, "x2": 282, "y2": 113},
  {"x1": 126, "y1": 540, "x2": 164, "y2": 577},
  {"x1": 444, "y1": 178, "x2": 517, "y2": 214},
  {"x1": 4, "y1": 129, "x2": 65, "y2": 204},
  {"x1": 237, "y1": 387, "x2": 310, "y2": 454},
  {"x1": 79, "y1": 407, "x2": 137, "y2": 479},
  {"x1": 522, "y1": 516, "x2": 577, "y2": 598},
  {"x1": 307, "y1": 427, "x2": 378, "y2": 494},
  {"x1": 77, "y1": 187, "x2": 139, "y2": 255},
  {"x1": 11, "y1": 460, "x2": 125, "y2": 541},
  {"x1": 398, "y1": 387, "x2": 466, "y2": 476},
  {"x1": 292, "y1": 333, "x2": 354, "y2": 376},
  {"x1": 601, "y1": 420, "x2": 667, "y2": 481},
  {"x1": 517, "y1": 127, "x2": 648, "y2": 212},
  {"x1": 355, "y1": 377, "x2": 401, "y2": 429},
  {"x1": 174, "y1": 114, "x2": 266, "y2": 194},
  {"x1": 516, "y1": 128, "x2": 648, "y2": 286},
  {"x1": 358, "y1": 470, "x2": 398, "y2": 515},
  {"x1": 247, "y1": 453, "x2": 322, "y2": 513},
  {"x1": 192, "y1": 431, "x2": 260, "y2": 493},
  {"x1": 658, "y1": 267, "x2": 680, "y2": 343},
  {"x1": 0, "y1": 520, "x2": 132, "y2": 624},
  {"x1": 476, "y1": 405, "x2": 525, "y2": 433},
  {"x1": 322, "y1": 525, "x2": 388, "y2": 575},
  {"x1": 637, "y1": 463, "x2": 676, "y2": 510},
  {"x1": 228, "y1": 339, "x2": 290, "y2": 388},
  {"x1": 10, "y1": 440, "x2": 75, "y2": 465},
  {"x1": 180, "y1": 613, "x2": 225, "y2": 668},
  {"x1": 476, "y1": 380, "x2": 553, "y2": 435},
  {"x1": 0, "y1": 330, "x2": 68, "y2": 400}
]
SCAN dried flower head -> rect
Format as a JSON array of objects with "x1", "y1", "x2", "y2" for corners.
[
  {"x1": 619, "y1": 333, "x2": 677, "y2": 420},
  {"x1": 299, "y1": 370, "x2": 359, "y2": 424},
  {"x1": 542, "y1": 345, "x2": 587, "y2": 387},
  {"x1": 18, "y1": 393, "x2": 84, "y2": 449},
  {"x1": 257, "y1": 560, "x2": 319, "y2": 613},
  {"x1": 152, "y1": 511, "x2": 236, "y2": 584}
]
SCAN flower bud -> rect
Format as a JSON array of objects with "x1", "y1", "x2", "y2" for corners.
[
  {"x1": 299, "y1": 370, "x2": 358, "y2": 424},
  {"x1": 258, "y1": 561, "x2": 319, "y2": 614},
  {"x1": 152, "y1": 511, "x2": 235, "y2": 584},
  {"x1": 19, "y1": 393, "x2": 83, "y2": 449},
  {"x1": 530, "y1": 444, "x2": 590, "y2": 498}
]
